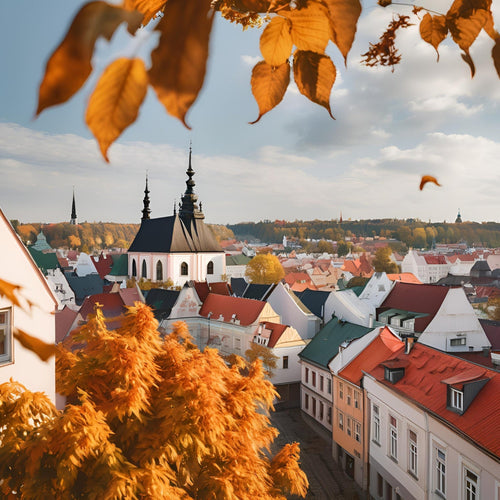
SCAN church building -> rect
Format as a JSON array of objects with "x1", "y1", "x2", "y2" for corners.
[{"x1": 127, "y1": 149, "x2": 225, "y2": 286}]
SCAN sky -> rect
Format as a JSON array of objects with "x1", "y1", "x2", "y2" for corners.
[{"x1": 1, "y1": 1, "x2": 499, "y2": 226}]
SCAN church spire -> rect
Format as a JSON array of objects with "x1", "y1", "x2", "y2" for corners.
[
  {"x1": 455, "y1": 208, "x2": 462, "y2": 224},
  {"x1": 70, "y1": 187, "x2": 77, "y2": 225},
  {"x1": 142, "y1": 173, "x2": 151, "y2": 220},
  {"x1": 179, "y1": 142, "x2": 204, "y2": 223}
]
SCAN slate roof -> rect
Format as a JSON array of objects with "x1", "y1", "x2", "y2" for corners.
[
  {"x1": 230, "y1": 277, "x2": 248, "y2": 297},
  {"x1": 27, "y1": 247, "x2": 59, "y2": 274},
  {"x1": 294, "y1": 289, "x2": 331, "y2": 319},
  {"x1": 128, "y1": 214, "x2": 222, "y2": 253},
  {"x1": 199, "y1": 293, "x2": 266, "y2": 326},
  {"x1": 145, "y1": 288, "x2": 180, "y2": 320},
  {"x1": 65, "y1": 272, "x2": 105, "y2": 305},
  {"x1": 299, "y1": 317, "x2": 373, "y2": 369},
  {"x1": 367, "y1": 343, "x2": 500, "y2": 458},
  {"x1": 242, "y1": 283, "x2": 275, "y2": 301}
]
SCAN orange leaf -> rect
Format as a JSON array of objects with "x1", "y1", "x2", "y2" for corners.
[
  {"x1": 419, "y1": 175, "x2": 442, "y2": 190},
  {"x1": 493, "y1": 38, "x2": 500, "y2": 78},
  {"x1": 420, "y1": 13, "x2": 448, "y2": 60},
  {"x1": 260, "y1": 17, "x2": 293, "y2": 67},
  {"x1": 86, "y1": 58, "x2": 148, "y2": 162},
  {"x1": 322, "y1": 0, "x2": 362, "y2": 63},
  {"x1": 282, "y1": 2, "x2": 332, "y2": 54},
  {"x1": 293, "y1": 50, "x2": 335, "y2": 118},
  {"x1": 148, "y1": 0, "x2": 215, "y2": 128},
  {"x1": 0, "y1": 279, "x2": 22, "y2": 308},
  {"x1": 36, "y1": 2, "x2": 142, "y2": 116},
  {"x1": 14, "y1": 328, "x2": 58, "y2": 362},
  {"x1": 446, "y1": 0, "x2": 489, "y2": 52},
  {"x1": 122, "y1": 0, "x2": 166, "y2": 24},
  {"x1": 250, "y1": 61, "x2": 290, "y2": 123}
]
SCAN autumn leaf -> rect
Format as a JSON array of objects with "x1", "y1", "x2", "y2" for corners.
[
  {"x1": 420, "y1": 13, "x2": 448, "y2": 60},
  {"x1": 461, "y1": 50, "x2": 476, "y2": 77},
  {"x1": 493, "y1": 38, "x2": 500, "y2": 78},
  {"x1": 446, "y1": 0, "x2": 490, "y2": 52},
  {"x1": 148, "y1": 0, "x2": 215, "y2": 128},
  {"x1": 0, "y1": 278, "x2": 22, "y2": 308},
  {"x1": 293, "y1": 50, "x2": 335, "y2": 118},
  {"x1": 36, "y1": 2, "x2": 142, "y2": 116},
  {"x1": 250, "y1": 61, "x2": 290, "y2": 123},
  {"x1": 282, "y1": 2, "x2": 332, "y2": 54},
  {"x1": 419, "y1": 175, "x2": 442, "y2": 190},
  {"x1": 86, "y1": 58, "x2": 148, "y2": 162},
  {"x1": 260, "y1": 17, "x2": 293, "y2": 67},
  {"x1": 322, "y1": 0, "x2": 362, "y2": 63},
  {"x1": 122, "y1": 0, "x2": 166, "y2": 24},
  {"x1": 14, "y1": 328, "x2": 58, "y2": 362}
]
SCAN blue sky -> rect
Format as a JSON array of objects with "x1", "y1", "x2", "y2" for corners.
[{"x1": 1, "y1": 1, "x2": 499, "y2": 225}]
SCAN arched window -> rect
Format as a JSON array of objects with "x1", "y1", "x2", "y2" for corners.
[
  {"x1": 142, "y1": 260, "x2": 147, "y2": 278},
  {"x1": 207, "y1": 261, "x2": 214, "y2": 275},
  {"x1": 132, "y1": 259, "x2": 137, "y2": 277},
  {"x1": 181, "y1": 262, "x2": 188, "y2": 276},
  {"x1": 156, "y1": 261, "x2": 163, "y2": 281}
]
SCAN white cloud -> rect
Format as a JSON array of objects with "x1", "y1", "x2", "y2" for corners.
[{"x1": 241, "y1": 55, "x2": 260, "y2": 67}]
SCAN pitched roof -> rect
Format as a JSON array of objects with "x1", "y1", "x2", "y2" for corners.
[
  {"x1": 27, "y1": 247, "x2": 59, "y2": 274},
  {"x1": 242, "y1": 283, "x2": 275, "y2": 301},
  {"x1": 92, "y1": 253, "x2": 114, "y2": 279},
  {"x1": 79, "y1": 292, "x2": 127, "y2": 321},
  {"x1": 128, "y1": 214, "x2": 222, "y2": 253},
  {"x1": 230, "y1": 277, "x2": 248, "y2": 297},
  {"x1": 263, "y1": 322, "x2": 288, "y2": 348},
  {"x1": 378, "y1": 282, "x2": 450, "y2": 332},
  {"x1": 209, "y1": 282, "x2": 232, "y2": 296},
  {"x1": 199, "y1": 293, "x2": 266, "y2": 326},
  {"x1": 55, "y1": 306, "x2": 79, "y2": 343},
  {"x1": 299, "y1": 317, "x2": 373, "y2": 368},
  {"x1": 145, "y1": 288, "x2": 180, "y2": 320},
  {"x1": 479, "y1": 319, "x2": 500, "y2": 350},
  {"x1": 118, "y1": 287, "x2": 143, "y2": 306},
  {"x1": 226, "y1": 254, "x2": 251, "y2": 266},
  {"x1": 423, "y1": 255, "x2": 447, "y2": 265},
  {"x1": 367, "y1": 343, "x2": 500, "y2": 457},
  {"x1": 295, "y1": 289, "x2": 331, "y2": 318},
  {"x1": 65, "y1": 272, "x2": 105, "y2": 305},
  {"x1": 339, "y1": 327, "x2": 403, "y2": 385},
  {"x1": 386, "y1": 273, "x2": 422, "y2": 284}
]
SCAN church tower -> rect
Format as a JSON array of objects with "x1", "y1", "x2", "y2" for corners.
[
  {"x1": 142, "y1": 174, "x2": 151, "y2": 220},
  {"x1": 455, "y1": 209, "x2": 462, "y2": 224},
  {"x1": 179, "y1": 144, "x2": 205, "y2": 226},
  {"x1": 70, "y1": 189, "x2": 77, "y2": 225}
]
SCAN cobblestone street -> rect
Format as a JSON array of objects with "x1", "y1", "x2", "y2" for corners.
[{"x1": 270, "y1": 408, "x2": 363, "y2": 500}]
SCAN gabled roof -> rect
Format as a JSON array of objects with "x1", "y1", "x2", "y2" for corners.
[
  {"x1": 118, "y1": 287, "x2": 143, "y2": 306},
  {"x1": 209, "y1": 282, "x2": 232, "y2": 296},
  {"x1": 263, "y1": 322, "x2": 288, "y2": 348},
  {"x1": 367, "y1": 343, "x2": 500, "y2": 457},
  {"x1": 192, "y1": 281, "x2": 232, "y2": 301},
  {"x1": 27, "y1": 247, "x2": 59, "y2": 274},
  {"x1": 295, "y1": 289, "x2": 331, "y2": 318},
  {"x1": 299, "y1": 317, "x2": 373, "y2": 369},
  {"x1": 193, "y1": 281, "x2": 210, "y2": 301},
  {"x1": 423, "y1": 255, "x2": 447, "y2": 265},
  {"x1": 230, "y1": 277, "x2": 248, "y2": 297},
  {"x1": 145, "y1": 288, "x2": 180, "y2": 320},
  {"x1": 242, "y1": 283, "x2": 275, "y2": 301},
  {"x1": 339, "y1": 327, "x2": 403, "y2": 385},
  {"x1": 479, "y1": 319, "x2": 500, "y2": 350},
  {"x1": 79, "y1": 292, "x2": 126, "y2": 321},
  {"x1": 386, "y1": 273, "x2": 422, "y2": 284},
  {"x1": 378, "y1": 282, "x2": 450, "y2": 332},
  {"x1": 55, "y1": 306, "x2": 79, "y2": 343},
  {"x1": 92, "y1": 253, "x2": 114, "y2": 279},
  {"x1": 199, "y1": 293, "x2": 266, "y2": 326}
]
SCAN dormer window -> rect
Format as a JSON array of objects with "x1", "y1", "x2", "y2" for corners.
[
  {"x1": 450, "y1": 387, "x2": 463, "y2": 411},
  {"x1": 385, "y1": 367, "x2": 405, "y2": 384}
]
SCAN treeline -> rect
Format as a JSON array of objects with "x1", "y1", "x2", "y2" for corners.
[{"x1": 228, "y1": 219, "x2": 500, "y2": 248}]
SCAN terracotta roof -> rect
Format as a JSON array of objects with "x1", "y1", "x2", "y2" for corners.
[
  {"x1": 79, "y1": 293, "x2": 127, "y2": 321},
  {"x1": 209, "y1": 282, "x2": 232, "y2": 296},
  {"x1": 339, "y1": 327, "x2": 403, "y2": 385},
  {"x1": 55, "y1": 306, "x2": 79, "y2": 343},
  {"x1": 424, "y1": 255, "x2": 448, "y2": 265},
  {"x1": 284, "y1": 272, "x2": 312, "y2": 285},
  {"x1": 57, "y1": 257, "x2": 70, "y2": 268},
  {"x1": 475, "y1": 286, "x2": 500, "y2": 299},
  {"x1": 367, "y1": 343, "x2": 500, "y2": 457},
  {"x1": 118, "y1": 287, "x2": 143, "y2": 306},
  {"x1": 386, "y1": 273, "x2": 422, "y2": 284},
  {"x1": 93, "y1": 253, "x2": 114, "y2": 279},
  {"x1": 263, "y1": 322, "x2": 288, "y2": 348},
  {"x1": 193, "y1": 281, "x2": 210, "y2": 301},
  {"x1": 199, "y1": 293, "x2": 266, "y2": 326},
  {"x1": 378, "y1": 282, "x2": 450, "y2": 332}
]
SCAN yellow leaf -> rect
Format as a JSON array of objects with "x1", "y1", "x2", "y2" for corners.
[
  {"x1": 86, "y1": 58, "x2": 148, "y2": 162},
  {"x1": 446, "y1": 0, "x2": 489, "y2": 52},
  {"x1": 293, "y1": 50, "x2": 335, "y2": 118},
  {"x1": 14, "y1": 328, "x2": 58, "y2": 362},
  {"x1": 250, "y1": 61, "x2": 290, "y2": 123},
  {"x1": 0, "y1": 278, "x2": 22, "y2": 308},
  {"x1": 260, "y1": 17, "x2": 293, "y2": 67},
  {"x1": 419, "y1": 13, "x2": 448, "y2": 60},
  {"x1": 322, "y1": 0, "x2": 362, "y2": 63},
  {"x1": 122, "y1": 0, "x2": 166, "y2": 24},
  {"x1": 282, "y1": 2, "x2": 331, "y2": 54},
  {"x1": 148, "y1": 0, "x2": 215, "y2": 128},
  {"x1": 36, "y1": 2, "x2": 142, "y2": 115}
]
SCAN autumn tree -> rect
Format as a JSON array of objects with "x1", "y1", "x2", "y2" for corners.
[
  {"x1": 246, "y1": 254, "x2": 285, "y2": 284},
  {"x1": 0, "y1": 303, "x2": 308, "y2": 498},
  {"x1": 372, "y1": 246, "x2": 399, "y2": 273},
  {"x1": 245, "y1": 341, "x2": 279, "y2": 377}
]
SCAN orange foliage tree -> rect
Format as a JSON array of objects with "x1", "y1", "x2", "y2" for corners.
[
  {"x1": 36, "y1": 0, "x2": 499, "y2": 162},
  {"x1": 0, "y1": 303, "x2": 308, "y2": 499}
]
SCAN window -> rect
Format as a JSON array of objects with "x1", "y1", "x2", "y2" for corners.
[
  {"x1": 304, "y1": 393, "x2": 309, "y2": 410},
  {"x1": 450, "y1": 337, "x2": 466, "y2": 346},
  {"x1": 180, "y1": 262, "x2": 188, "y2": 276},
  {"x1": 377, "y1": 473, "x2": 384, "y2": 497},
  {"x1": 327, "y1": 407, "x2": 332, "y2": 425},
  {"x1": 282, "y1": 356, "x2": 288, "y2": 369},
  {"x1": 0, "y1": 309, "x2": 12, "y2": 364},
  {"x1": 339, "y1": 382, "x2": 344, "y2": 399},
  {"x1": 327, "y1": 378, "x2": 332, "y2": 394},
  {"x1": 207, "y1": 261, "x2": 214, "y2": 275},
  {"x1": 385, "y1": 483, "x2": 393, "y2": 500},
  {"x1": 436, "y1": 448, "x2": 446, "y2": 497},
  {"x1": 451, "y1": 388, "x2": 463, "y2": 411},
  {"x1": 372, "y1": 404, "x2": 380, "y2": 444},
  {"x1": 347, "y1": 417, "x2": 352, "y2": 436},
  {"x1": 320, "y1": 375, "x2": 324, "y2": 391},
  {"x1": 156, "y1": 260, "x2": 163, "y2": 281},
  {"x1": 464, "y1": 468, "x2": 479, "y2": 500},
  {"x1": 347, "y1": 387, "x2": 352, "y2": 405},
  {"x1": 389, "y1": 415, "x2": 398, "y2": 460},
  {"x1": 312, "y1": 397, "x2": 316, "y2": 417},
  {"x1": 312, "y1": 371, "x2": 316, "y2": 387},
  {"x1": 354, "y1": 390, "x2": 360, "y2": 409},
  {"x1": 409, "y1": 430, "x2": 418, "y2": 476},
  {"x1": 355, "y1": 421, "x2": 361, "y2": 442},
  {"x1": 141, "y1": 260, "x2": 147, "y2": 278},
  {"x1": 338, "y1": 411, "x2": 344, "y2": 430},
  {"x1": 131, "y1": 258, "x2": 137, "y2": 277},
  {"x1": 305, "y1": 367, "x2": 309, "y2": 383},
  {"x1": 319, "y1": 402, "x2": 324, "y2": 420}
]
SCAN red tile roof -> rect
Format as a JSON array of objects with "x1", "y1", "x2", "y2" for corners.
[
  {"x1": 263, "y1": 322, "x2": 288, "y2": 348},
  {"x1": 378, "y1": 282, "x2": 450, "y2": 332},
  {"x1": 367, "y1": 343, "x2": 500, "y2": 457},
  {"x1": 93, "y1": 253, "x2": 114, "y2": 279},
  {"x1": 118, "y1": 287, "x2": 143, "y2": 306},
  {"x1": 199, "y1": 293, "x2": 266, "y2": 326},
  {"x1": 475, "y1": 286, "x2": 500, "y2": 299},
  {"x1": 79, "y1": 293, "x2": 126, "y2": 321},
  {"x1": 193, "y1": 281, "x2": 210, "y2": 301},
  {"x1": 209, "y1": 282, "x2": 232, "y2": 296},
  {"x1": 339, "y1": 327, "x2": 403, "y2": 385},
  {"x1": 424, "y1": 255, "x2": 448, "y2": 265},
  {"x1": 284, "y1": 272, "x2": 311, "y2": 285},
  {"x1": 55, "y1": 306, "x2": 79, "y2": 343}
]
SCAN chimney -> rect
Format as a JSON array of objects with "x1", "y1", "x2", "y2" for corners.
[
  {"x1": 369, "y1": 313, "x2": 374, "y2": 328},
  {"x1": 405, "y1": 337, "x2": 415, "y2": 355}
]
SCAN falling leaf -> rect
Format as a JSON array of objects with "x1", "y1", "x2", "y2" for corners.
[
  {"x1": 419, "y1": 13, "x2": 448, "y2": 60},
  {"x1": 14, "y1": 328, "x2": 58, "y2": 362},
  {"x1": 148, "y1": 0, "x2": 215, "y2": 128},
  {"x1": 419, "y1": 175, "x2": 442, "y2": 190},
  {"x1": 36, "y1": 2, "x2": 142, "y2": 115},
  {"x1": 282, "y1": 2, "x2": 332, "y2": 54},
  {"x1": 122, "y1": 0, "x2": 166, "y2": 24},
  {"x1": 86, "y1": 58, "x2": 148, "y2": 162},
  {"x1": 446, "y1": 0, "x2": 489, "y2": 53},
  {"x1": 293, "y1": 50, "x2": 335, "y2": 118},
  {"x1": 322, "y1": 0, "x2": 362, "y2": 63},
  {"x1": 260, "y1": 17, "x2": 293, "y2": 67},
  {"x1": 0, "y1": 278, "x2": 22, "y2": 308},
  {"x1": 250, "y1": 61, "x2": 290, "y2": 123},
  {"x1": 493, "y1": 38, "x2": 500, "y2": 78}
]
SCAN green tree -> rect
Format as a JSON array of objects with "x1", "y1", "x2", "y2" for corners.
[
  {"x1": 336, "y1": 241, "x2": 350, "y2": 257},
  {"x1": 372, "y1": 247, "x2": 399, "y2": 273},
  {"x1": 246, "y1": 254, "x2": 285, "y2": 284}
]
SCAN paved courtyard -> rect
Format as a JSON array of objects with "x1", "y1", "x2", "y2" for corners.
[{"x1": 270, "y1": 408, "x2": 363, "y2": 500}]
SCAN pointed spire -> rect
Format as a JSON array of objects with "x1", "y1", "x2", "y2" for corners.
[
  {"x1": 179, "y1": 142, "x2": 204, "y2": 223},
  {"x1": 70, "y1": 187, "x2": 77, "y2": 225},
  {"x1": 142, "y1": 172, "x2": 151, "y2": 220}
]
